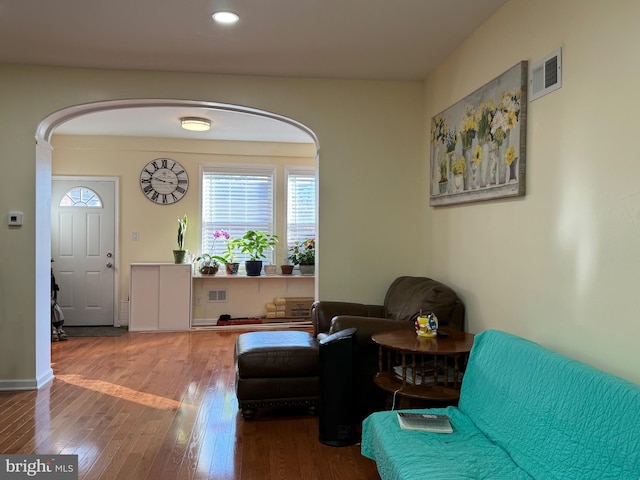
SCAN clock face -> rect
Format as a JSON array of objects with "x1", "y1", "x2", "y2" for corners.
[{"x1": 140, "y1": 158, "x2": 189, "y2": 204}]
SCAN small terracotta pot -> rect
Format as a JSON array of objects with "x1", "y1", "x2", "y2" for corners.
[{"x1": 280, "y1": 265, "x2": 294, "y2": 275}]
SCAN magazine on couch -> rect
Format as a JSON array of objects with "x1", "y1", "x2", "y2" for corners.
[{"x1": 397, "y1": 412, "x2": 453, "y2": 433}]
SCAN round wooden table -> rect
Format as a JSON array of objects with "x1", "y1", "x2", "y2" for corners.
[{"x1": 371, "y1": 329, "x2": 475, "y2": 404}]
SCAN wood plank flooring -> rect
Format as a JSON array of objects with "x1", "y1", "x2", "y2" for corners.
[{"x1": 0, "y1": 329, "x2": 380, "y2": 480}]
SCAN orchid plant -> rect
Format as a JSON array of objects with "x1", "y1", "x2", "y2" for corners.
[{"x1": 196, "y1": 229, "x2": 231, "y2": 267}]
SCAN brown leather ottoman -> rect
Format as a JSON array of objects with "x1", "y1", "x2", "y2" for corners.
[{"x1": 235, "y1": 330, "x2": 319, "y2": 419}]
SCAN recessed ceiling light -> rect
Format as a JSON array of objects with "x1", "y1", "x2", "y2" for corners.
[
  {"x1": 180, "y1": 117, "x2": 211, "y2": 132},
  {"x1": 212, "y1": 11, "x2": 239, "y2": 24}
]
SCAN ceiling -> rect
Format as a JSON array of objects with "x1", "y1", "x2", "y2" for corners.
[
  {"x1": 54, "y1": 106, "x2": 317, "y2": 143},
  {"x1": 1, "y1": 0, "x2": 507, "y2": 142}
]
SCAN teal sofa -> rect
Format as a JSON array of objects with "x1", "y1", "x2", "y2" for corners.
[{"x1": 361, "y1": 330, "x2": 640, "y2": 479}]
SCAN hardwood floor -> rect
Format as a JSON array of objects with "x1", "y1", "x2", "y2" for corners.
[{"x1": 0, "y1": 329, "x2": 380, "y2": 480}]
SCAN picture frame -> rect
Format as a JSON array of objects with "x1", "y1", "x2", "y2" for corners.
[{"x1": 430, "y1": 61, "x2": 528, "y2": 206}]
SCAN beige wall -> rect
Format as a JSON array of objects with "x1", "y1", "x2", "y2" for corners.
[
  {"x1": 51, "y1": 134, "x2": 316, "y2": 313},
  {"x1": 0, "y1": 66, "x2": 425, "y2": 387},
  {"x1": 4, "y1": 0, "x2": 639, "y2": 389},
  {"x1": 425, "y1": 0, "x2": 640, "y2": 384}
]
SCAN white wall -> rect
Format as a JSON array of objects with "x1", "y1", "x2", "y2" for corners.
[
  {"x1": 0, "y1": 66, "x2": 425, "y2": 387},
  {"x1": 425, "y1": 0, "x2": 640, "y2": 384}
]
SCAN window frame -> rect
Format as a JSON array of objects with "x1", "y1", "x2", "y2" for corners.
[
  {"x1": 200, "y1": 164, "x2": 277, "y2": 264},
  {"x1": 285, "y1": 166, "x2": 317, "y2": 254}
]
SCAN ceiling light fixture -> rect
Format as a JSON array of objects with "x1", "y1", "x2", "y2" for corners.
[
  {"x1": 212, "y1": 11, "x2": 239, "y2": 24},
  {"x1": 180, "y1": 117, "x2": 211, "y2": 132}
]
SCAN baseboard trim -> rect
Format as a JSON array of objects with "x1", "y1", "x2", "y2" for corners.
[
  {"x1": 37, "y1": 368, "x2": 55, "y2": 388},
  {"x1": 192, "y1": 321, "x2": 312, "y2": 332},
  {"x1": 0, "y1": 368, "x2": 54, "y2": 391}
]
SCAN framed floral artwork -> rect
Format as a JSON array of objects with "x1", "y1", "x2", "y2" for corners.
[{"x1": 429, "y1": 61, "x2": 528, "y2": 206}]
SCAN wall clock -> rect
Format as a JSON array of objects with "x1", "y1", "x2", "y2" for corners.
[{"x1": 139, "y1": 158, "x2": 189, "y2": 204}]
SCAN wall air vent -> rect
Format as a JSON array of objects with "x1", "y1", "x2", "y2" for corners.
[
  {"x1": 208, "y1": 289, "x2": 227, "y2": 303},
  {"x1": 530, "y1": 48, "x2": 562, "y2": 101}
]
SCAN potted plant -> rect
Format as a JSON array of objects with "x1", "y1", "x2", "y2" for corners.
[
  {"x1": 173, "y1": 215, "x2": 189, "y2": 264},
  {"x1": 194, "y1": 253, "x2": 219, "y2": 275},
  {"x1": 222, "y1": 237, "x2": 240, "y2": 274},
  {"x1": 288, "y1": 237, "x2": 315, "y2": 275},
  {"x1": 194, "y1": 229, "x2": 229, "y2": 275},
  {"x1": 235, "y1": 230, "x2": 279, "y2": 276},
  {"x1": 280, "y1": 264, "x2": 294, "y2": 275}
]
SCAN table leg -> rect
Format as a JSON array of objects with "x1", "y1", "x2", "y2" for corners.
[{"x1": 401, "y1": 353, "x2": 407, "y2": 386}]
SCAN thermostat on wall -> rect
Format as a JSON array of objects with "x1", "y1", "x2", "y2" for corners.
[{"x1": 8, "y1": 211, "x2": 23, "y2": 226}]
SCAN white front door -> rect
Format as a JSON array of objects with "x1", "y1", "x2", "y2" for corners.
[{"x1": 51, "y1": 177, "x2": 117, "y2": 326}]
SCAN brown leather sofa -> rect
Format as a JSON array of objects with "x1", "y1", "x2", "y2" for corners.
[{"x1": 311, "y1": 276, "x2": 465, "y2": 421}]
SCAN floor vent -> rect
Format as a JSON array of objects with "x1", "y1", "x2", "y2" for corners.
[
  {"x1": 530, "y1": 47, "x2": 562, "y2": 101},
  {"x1": 208, "y1": 289, "x2": 227, "y2": 302}
]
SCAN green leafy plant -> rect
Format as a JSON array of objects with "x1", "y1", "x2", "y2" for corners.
[
  {"x1": 222, "y1": 237, "x2": 239, "y2": 263},
  {"x1": 177, "y1": 215, "x2": 188, "y2": 250},
  {"x1": 236, "y1": 230, "x2": 279, "y2": 261},
  {"x1": 288, "y1": 238, "x2": 315, "y2": 265}
]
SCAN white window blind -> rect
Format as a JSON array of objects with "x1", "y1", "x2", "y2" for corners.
[
  {"x1": 202, "y1": 167, "x2": 275, "y2": 263},
  {"x1": 287, "y1": 170, "x2": 316, "y2": 249}
]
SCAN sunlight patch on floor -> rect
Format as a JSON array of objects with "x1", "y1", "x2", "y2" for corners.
[{"x1": 57, "y1": 374, "x2": 192, "y2": 411}]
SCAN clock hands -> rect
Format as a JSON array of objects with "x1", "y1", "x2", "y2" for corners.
[{"x1": 152, "y1": 174, "x2": 176, "y2": 185}]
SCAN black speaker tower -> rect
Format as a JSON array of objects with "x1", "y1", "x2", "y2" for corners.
[{"x1": 318, "y1": 327, "x2": 358, "y2": 446}]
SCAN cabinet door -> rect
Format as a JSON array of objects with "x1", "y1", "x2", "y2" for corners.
[
  {"x1": 158, "y1": 264, "x2": 191, "y2": 330},
  {"x1": 129, "y1": 266, "x2": 160, "y2": 331}
]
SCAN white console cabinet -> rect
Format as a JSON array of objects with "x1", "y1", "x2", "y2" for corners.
[{"x1": 129, "y1": 263, "x2": 192, "y2": 331}]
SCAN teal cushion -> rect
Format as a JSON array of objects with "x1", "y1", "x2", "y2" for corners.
[
  {"x1": 459, "y1": 330, "x2": 640, "y2": 479},
  {"x1": 361, "y1": 406, "x2": 533, "y2": 480}
]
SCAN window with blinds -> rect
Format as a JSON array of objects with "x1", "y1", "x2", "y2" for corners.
[
  {"x1": 287, "y1": 169, "x2": 316, "y2": 249},
  {"x1": 202, "y1": 167, "x2": 275, "y2": 263}
]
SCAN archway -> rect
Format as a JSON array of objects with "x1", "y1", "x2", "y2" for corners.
[{"x1": 34, "y1": 99, "x2": 320, "y2": 388}]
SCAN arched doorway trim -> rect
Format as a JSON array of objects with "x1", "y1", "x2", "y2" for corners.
[
  {"x1": 36, "y1": 98, "x2": 320, "y2": 149},
  {"x1": 32, "y1": 98, "x2": 319, "y2": 390}
]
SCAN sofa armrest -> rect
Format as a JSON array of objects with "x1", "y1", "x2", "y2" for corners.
[
  {"x1": 330, "y1": 315, "x2": 415, "y2": 360},
  {"x1": 311, "y1": 301, "x2": 384, "y2": 336},
  {"x1": 330, "y1": 315, "x2": 414, "y2": 342}
]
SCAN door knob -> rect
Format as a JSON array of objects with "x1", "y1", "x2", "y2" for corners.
[{"x1": 106, "y1": 263, "x2": 113, "y2": 268}]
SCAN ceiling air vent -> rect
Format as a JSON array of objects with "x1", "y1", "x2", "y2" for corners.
[{"x1": 530, "y1": 48, "x2": 562, "y2": 101}]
